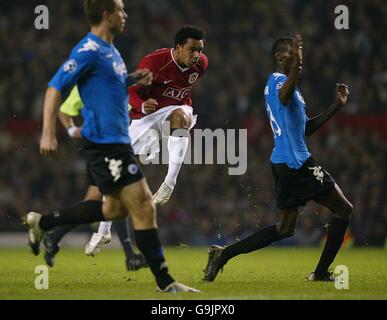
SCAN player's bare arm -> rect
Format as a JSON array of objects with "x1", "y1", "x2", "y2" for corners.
[
  {"x1": 40, "y1": 87, "x2": 62, "y2": 157},
  {"x1": 279, "y1": 34, "x2": 303, "y2": 105},
  {"x1": 305, "y1": 83, "x2": 349, "y2": 136}
]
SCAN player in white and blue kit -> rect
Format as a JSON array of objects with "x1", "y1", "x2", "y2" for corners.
[
  {"x1": 24, "y1": 0, "x2": 198, "y2": 293},
  {"x1": 204, "y1": 35, "x2": 353, "y2": 283}
]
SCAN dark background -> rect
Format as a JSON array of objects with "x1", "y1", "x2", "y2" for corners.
[{"x1": 0, "y1": 0, "x2": 385, "y2": 247}]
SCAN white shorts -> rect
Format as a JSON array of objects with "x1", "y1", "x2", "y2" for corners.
[{"x1": 129, "y1": 105, "x2": 197, "y2": 159}]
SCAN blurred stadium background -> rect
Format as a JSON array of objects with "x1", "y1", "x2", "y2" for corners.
[{"x1": 0, "y1": 0, "x2": 386, "y2": 249}]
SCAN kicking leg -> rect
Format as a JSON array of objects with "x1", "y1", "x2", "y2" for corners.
[
  {"x1": 203, "y1": 208, "x2": 299, "y2": 282},
  {"x1": 153, "y1": 108, "x2": 191, "y2": 206},
  {"x1": 310, "y1": 184, "x2": 353, "y2": 281}
]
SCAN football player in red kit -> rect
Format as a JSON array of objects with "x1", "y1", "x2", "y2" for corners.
[{"x1": 129, "y1": 25, "x2": 208, "y2": 206}]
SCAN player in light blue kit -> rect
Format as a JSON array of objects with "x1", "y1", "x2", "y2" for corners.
[
  {"x1": 24, "y1": 0, "x2": 199, "y2": 293},
  {"x1": 204, "y1": 34, "x2": 353, "y2": 283}
]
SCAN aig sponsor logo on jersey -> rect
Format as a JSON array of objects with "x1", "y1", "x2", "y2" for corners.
[
  {"x1": 188, "y1": 72, "x2": 199, "y2": 84},
  {"x1": 163, "y1": 86, "x2": 192, "y2": 100},
  {"x1": 113, "y1": 62, "x2": 128, "y2": 76}
]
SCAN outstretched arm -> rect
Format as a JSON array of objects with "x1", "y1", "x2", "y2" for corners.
[
  {"x1": 279, "y1": 34, "x2": 303, "y2": 105},
  {"x1": 305, "y1": 83, "x2": 349, "y2": 136}
]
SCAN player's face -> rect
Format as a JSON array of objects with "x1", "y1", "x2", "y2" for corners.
[
  {"x1": 176, "y1": 38, "x2": 204, "y2": 68},
  {"x1": 279, "y1": 44, "x2": 293, "y2": 74},
  {"x1": 108, "y1": 0, "x2": 128, "y2": 34}
]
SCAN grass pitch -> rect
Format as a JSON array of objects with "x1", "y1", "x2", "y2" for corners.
[{"x1": 0, "y1": 247, "x2": 386, "y2": 300}]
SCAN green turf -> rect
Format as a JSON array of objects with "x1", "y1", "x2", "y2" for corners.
[{"x1": 0, "y1": 247, "x2": 386, "y2": 300}]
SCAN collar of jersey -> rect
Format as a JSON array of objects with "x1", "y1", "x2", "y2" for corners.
[
  {"x1": 170, "y1": 49, "x2": 190, "y2": 72},
  {"x1": 88, "y1": 32, "x2": 113, "y2": 48}
]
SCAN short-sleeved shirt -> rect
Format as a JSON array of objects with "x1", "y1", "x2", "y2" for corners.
[
  {"x1": 49, "y1": 32, "x2": 130, "y2": 144},
  {"x1": 264, "y1": 72, "x2": 311, "y2": 169}
]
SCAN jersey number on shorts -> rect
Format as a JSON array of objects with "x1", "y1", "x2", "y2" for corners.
[{"x1": 266, "y1": 103, "x2": 282, "y2": 138}]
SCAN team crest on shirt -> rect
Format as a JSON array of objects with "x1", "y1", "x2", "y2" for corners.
[
  {"x1": 113, "y1": 62, "x2": 128, "y2": 76},
  {"x1": 63, "y1": 59, "x2": 77, "y2": 73},
  {"x1": 188, "y1": 72, "x2": 199, "y2": 84}
]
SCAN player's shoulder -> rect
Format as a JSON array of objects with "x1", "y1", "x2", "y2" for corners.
[
  {"x1": 272, "y1": 72, "x2": 287, "y2": 81},
  {"x1": 71, "y1": 33, "x2": 102, "y2": 58},
  {"x1": 267, "y1": 72, "x2": 287, "y2": 85},
  {"x1": 197, "y1": 53, "x2": 209, "y2": 71},
  {"x1": 143, "y1": 48, "x2": 171, "y2": 60}
]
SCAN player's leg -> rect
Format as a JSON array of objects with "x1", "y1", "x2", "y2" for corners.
[
  {"x1": 43, "y1": 185, "x2": 102, "y2": 265},
  {"x1": 203, "y1": 208, "x2": 298, "y2": 282},
  {"x1": 82, "y1": 193, "x2": 135, "y2": 257},
  {"x1": 119, "y1": 178, "x2": 198, "y2": 292},
  {"x1": 310, "y1": 183, "x2": 353, "y2": 280},
  {"x1": 153, "y1": 108, "x2": 192, "y2": 206},
  {"x1": 84, "y1": 194, "x2": 114, "y2": 256},
  {"x1": 24, "y1": 186, "x2": 129, "y2": 255},
  {"x1": 113, "y1": 218, "x2": 148, "y2": 270},
  {"x1": 26, "y1": 143, "x2": 135, "y2": 255}
]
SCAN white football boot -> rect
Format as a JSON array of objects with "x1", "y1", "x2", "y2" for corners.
[
  {"x1": 85, "y1": 232, "x2": 112, "y2": 256},
  {"x1": 24, "y1": 211, "x2": 45, "y2": 256},
  {"x1": 153, "y1": 182, "x2": 174, "y2": 206},
  {"x1": 157, "y1": 281, "x2": 200, "y2": 293}
]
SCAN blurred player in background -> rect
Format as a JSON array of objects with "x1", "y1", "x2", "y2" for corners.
[
  {"x1": 203, "y1": 34, "x2": 353, "y2": 282},
  {"x1": 25, "y1": 0, "x2": 199, "y2": 293},
  {"x1": 42, "y1": 86, "x2": 147, "y2": 271}
]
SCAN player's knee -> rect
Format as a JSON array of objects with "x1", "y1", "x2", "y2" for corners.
[
  {"x1": 169, "y1": 109, "x2": 190, "y2": 129},
  {"x1": 134, "y1": 192, "x2": 156, "y2": 226},
  {"x1": 142, "y1": 197, "x2": 156, "y2": 222}
]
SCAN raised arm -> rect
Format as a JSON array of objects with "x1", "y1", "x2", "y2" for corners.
[
  {"x1": 305, "y1": 83, "x2": 349, "y2": 136},
  {"x1": 279, "y1": 34, "x2": 303, "y2": 105}
]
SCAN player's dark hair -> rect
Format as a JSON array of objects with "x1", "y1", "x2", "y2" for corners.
[
  {"x1": 272, "y1": 37, "x2": 293, "y2": 63},
  {"x1": 174, "y1": 25, "x2": 205, "y2": 48},
  {"x1": 84, "y1": 0, "x2": 116, "y2": 26}
]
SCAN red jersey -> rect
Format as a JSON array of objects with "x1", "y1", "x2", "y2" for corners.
[{"x1": 129, "y1": 48, "x2": 208, "y2": 119}]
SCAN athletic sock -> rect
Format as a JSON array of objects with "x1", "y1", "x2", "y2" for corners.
[
  {"x1": 98, "y1": 221, "x2": 112, "y2": 236},
  {"x1": 314, "y1": 216, "x2": 349, "y2": 277},
  {"x1": 221, "y1": 225, "x2": 282, "y2": 265},
  {"x1": 39, "y1": 200, "x2": 105, "y2": 231},
  {"x1": 134, "y1": 229, "x2": 174, "y2": 289},
  {"x1": 164, "y1": 132, "x2": 189, "y2": 188},
  {"x1": 114, "y1": 219, "x2": 135, "y2": 259},
  {"x1": 48, "y1": 225, "x2": 78, "y2": 244}
]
